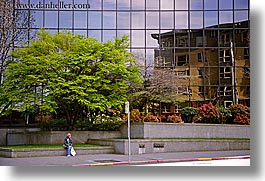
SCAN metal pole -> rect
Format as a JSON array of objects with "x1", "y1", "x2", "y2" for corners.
[{"x1": 125, "y1": 101, "x2": 131, "y2": 162}]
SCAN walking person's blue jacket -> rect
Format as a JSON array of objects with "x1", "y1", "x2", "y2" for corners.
[{"x1": 64, "y1": 133, "x2": 73, "y2": 156}]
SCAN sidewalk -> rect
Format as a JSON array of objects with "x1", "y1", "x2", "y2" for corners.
[{"x1": 0, "y1": 150, "x2": 250, "y2": 166}]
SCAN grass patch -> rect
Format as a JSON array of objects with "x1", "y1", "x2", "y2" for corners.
[{"x1": 0, "y1": 144, "x2": 99, "y2": 149}]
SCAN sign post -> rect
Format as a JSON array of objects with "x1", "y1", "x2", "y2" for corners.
[{"x1": 125, "y1": 101, "x2": 131, "y2": 162}]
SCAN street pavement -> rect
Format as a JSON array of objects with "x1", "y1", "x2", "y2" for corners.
[{"x1": 0, "y1": 150, "x2": 250, "y2": 166}]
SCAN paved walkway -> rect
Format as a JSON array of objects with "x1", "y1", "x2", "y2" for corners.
[{"x1": 0, "y1": 150, "x2": 250, "y2": 166}]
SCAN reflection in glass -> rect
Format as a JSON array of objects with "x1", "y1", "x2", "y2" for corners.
[
  {"x1": 146, "y1": 12, "x2": 159, "y2": 29},
  {"x1": 204, "y1": 11, "x2": 218, "y2": 28},
  {"x1": 161, "y1": 12, "x2": 174, "y2": 29},
  {"x1": 117, "y1": 0, "x2": 130, "y2": 10},
  {"x1": 88, "y1": 30, "x2": 101, "y2": 41},
  {"x1": 132, "y1": 12, "x2": 145, "y2": 29},
  {"x1": 146, "y1": 30, "x2": 159, "y2": 48},
  {"x1": 235, "y1": 0, "x2": 249, "y2": 9},
  {"x1": 219, "y1": 11, "x2": 233, "y2": 25},
  {"x1": 204, "y1": 0, "x2": 218, "y2": 10},
  {"x1": 59, "y1": 11, "x2": 72, "y2": 28},
  {"x1": 190, "y1": 11, "x2": 203, "y2": 29},
  {"x1": 74, "y1": 11, "x2": 87, "y2": 28},
  {"x1": 205, "y1": 30, "x2": 218, "y2": 47},
  {"x1": 88, "y1": 12, "x2": 101, "y2": 29},
  {"x1": 89, "y1": 0, "x2": 102, "y2": 10},
  {"x1": 132, "y1": 49, "x2": 146, "y2": 64},
  {"x1": 32, "y1": 11, "x2": 43, "y2": 28},
  {"x1": 117, "y1": 12, "x2": 130, "y2": 29},
  {"x1": 190, "y1": 0, "x2": 203, "y2": 10},
  {"x1": 175, "y1": 12, "x2": 188, "y2": 29},
  {"x1": 117, "y1": 30, "x2": 130, "y2": 38},
  {"x1": 146, "y1": 0, "x2": 159, "y2": 10},
  {"x1": 103, "y1": 12, "x2": 116, "y2": 29},
  {"x1": 132, "y1": 30, "x2": 145, "y2": 47},
  {"x1": 175, "y1": 0, "x2": 188, "y2": 10},
  {"x1": 161, "y1": 0, "x2": 174, "y2": 10},
  {"x1": 45, "y1": 11, "x2": 58, "y2": 28},
  {"x1": 103, "y1": 30, "x2": 116, "y2": 42},
  {"x1": 74, "y1": 30, "x2": 87, "y2": 36},
  {"x1": 235, "y1": 11, "x2": 249, "y2": 23},
  {"x1": 132, "y1": 0, "x2": 145, "y2": 10},
  {"x1": 219, "y1": 0, "x2": 233, "y2": 10},
  {"x1": 103, "y1": 0, "x2": 116, "y2": 10}
]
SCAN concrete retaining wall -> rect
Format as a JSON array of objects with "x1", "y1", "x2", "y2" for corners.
[
  {"x1": 5, "y1": 130, "x2": 121, "y2": 146},
  {"x1": 120, "y1": 123, "x2": 250, "y2": 139},
  {"x1": 89, "y1": 139, "x2": 250, "y2": 155}
]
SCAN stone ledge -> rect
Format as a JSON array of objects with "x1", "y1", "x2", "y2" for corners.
[{"x1": 0, "y1": 146, "x2": 114, "y2": 158}]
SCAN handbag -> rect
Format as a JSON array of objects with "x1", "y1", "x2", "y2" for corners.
[{"x1": 70, "y1": 147, "x2": 76, "y2": 156}]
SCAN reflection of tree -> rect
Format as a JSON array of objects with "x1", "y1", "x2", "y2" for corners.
[
  {"x1": 0, "y1": 0, "x2": 34, "y2": 115},
  {"x1": 0, "y1": 0, "x2": 34, "y2": 84}
]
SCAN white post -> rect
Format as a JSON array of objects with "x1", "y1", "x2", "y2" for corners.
[{"x1": 125, "y1": 101, "x2": 131, "y2": 162}]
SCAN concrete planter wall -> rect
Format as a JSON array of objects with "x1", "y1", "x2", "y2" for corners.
[
  {"x1": 4, "y1": 130, "x2": 121, "y2": 146},
  {"x1": 120, "y1": 122, "x2": 250, "y2": 139}
]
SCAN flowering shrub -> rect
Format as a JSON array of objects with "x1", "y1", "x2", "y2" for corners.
[
  {"x1": 229, "y1": 104, "x2": 250, "y2": 125},
  {"x1": 130, "y1": 109, "x2": 143, "y2": 122},
  {"x1": 195, "y1": 102, "x2": 224, "y2": 124},
  {"x1": 143, "y1": 114, "x2": 160, "y2": 122},
  {"x1": 167, "y1": 114, "x2": 183, "y2": 123},
  {"x1": 179, "y1": 107, "x2": 197, "y2": 123}
]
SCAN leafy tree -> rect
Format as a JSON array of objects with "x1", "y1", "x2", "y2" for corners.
[{"x1": 2, "y1": 30, "x2": 142, "y2": 127}]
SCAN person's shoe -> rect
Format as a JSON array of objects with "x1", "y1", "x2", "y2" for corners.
[{"x1": 67, "y1": 155, "x2": 70, "y2": 157}]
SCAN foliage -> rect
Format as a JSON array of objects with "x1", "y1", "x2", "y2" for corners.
[
  {"x1": 130, "y1": 109, "x2": 143, "y2": 122},
  {"x1": 179, "y1": 107, "x2": 197, "y2": 123},
  {"x1": 2, "y1": 30, "x2": 143, "y2": 127},
  {"x1": 218, "y1": 106, "x2": 233, "y2": 124},
  {"x1": 167, "y1": 114, "x2": 183, "y2": 123},
  {"x1": 229, "y1": 104, "x2": 250, "y2": 125},
  {"x1": 194, "y1": 102, "x2": 224, "y2": 124},
  {"x1": 143, "y1": 114, "x2": 160, "y2": 122}
]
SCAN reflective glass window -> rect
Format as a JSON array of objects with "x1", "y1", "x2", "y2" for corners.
[
  {"x1": 235, "y1": 10, "x2": 249, "y2": 23},
  {"x1": 103, "y1": 30, "x2": 116, "y2": 42},
  {"x1": 88, "y1": 12, "x2": 101, "y2": 29},
  {"x1": 161, "y1": 0, "x2": 174, "y2": 10},
  {"x1": 146, "y1": 0, "x2": 159, "y2": 10},
  {"x1": 146, "y1": 30, "x2": 159, "y2": 47},
  {"x1": 74, "y1": 11, "x2": 87, "y2": 28},
  {"x1": 89, "y1": 0, "x2": 102, "y2": 10},
  {"x1": 103, "y1": 0, "x2": 116, "y2": 10},
  {"x1": 103, "y1": 12, "x2": 116, "y2": 29},
  {"x1": 190, "y1": 0, "x2": 203, "y2": 10},
  {"x1": 132, "y1": 30, "x2": 145, "y2": 47},
  {"x1": 190, "y1": 11, "x2": 203, "y2": 29},
  {"x1": 175, "y1": 0, "x2": 188, "y2": 10},
  {"x1": 88, "y1": 30, "x2": 101, "y2": 41},
  {"x1": 219, "y1": 0, "x2": 233, "y2": 10},
  {"x1": 74, "y1": 30, "x2": 87, "y2": 36},
  {"x1": 235, "y1": 0, "x2": 249, "y2": 9},
  {"x1": 204, "y1": 11, "x2": 218, "y2": 28},
  {"x1": 117, "y1": 30, "x2": 130, "y2": 38},
  {"x1": 132, "y1": 12, "x2": 145, "y2": 29},
  {"x1": 117, "y1": 0, "x2": 130, "y2": 10},
  {"x1": 175, "y1": 11, "x2": 188, "y2": 29},
  {"x1": 219, "y1": 11, "x2": 233, "y2": 25},
  {"x1": 132, "y1": 0, "x2": 145, "y2": 10},
  {"x1": 32, "y1": 11, "x2": 44, "y2": 28},
  {"x1": 204, "y1": 0, "x2": 218, "y2": 10},
  {"x1": 45, "y1": 11, "x2": 58, "y2": 28},
  {"x1": 59, "y1": 11, "x2": 72, "y2": 28},
  {"x1": 161, "y1": 12, "x2": 174, "y2": 29},
  {"x1": 146, "y1": 12, "x2": 159, "y2": 29},
  {"x1": 117, "y1": 12, "x2": 130, "y2": 29}
]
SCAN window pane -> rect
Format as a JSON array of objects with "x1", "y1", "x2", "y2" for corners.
[
  {"x1": 88, "y1": 12, "x2": 101, "y2": 29},
  {"x1": 74, "y1": 11, "x2": 87, "y2": 28},
  {"x1": 205, "y1": 30, "x2": 218, "y2": 47},
  {"x1": 204, "y1": 11, "x2": 218, "y2": 28},
  {"x1": 175, "y1": 11, "x2": 188, "y2": 29},
  {"x1": 117, "y1": 12, "x2": 130, "y2": 29},
  {"x1": 132, "y1": 30, "x2": 145, "y2": 47},
  {"x1": 161, "y1": 12, "x2": 174, "y2": 29},
  {"x1": 103, "y1": 30, "x2": 116, "y2": 42},
  {"x1": 103, "y1": 12, "x2": 116, "y2": 29},
  {"x1": 219, "y1": 0, "x2": 233, "y2": 10},
  {"x1": 235, "y1": 10, "x2": 249, "y2": 23},
  {"x1": 32, "y1": 11, "x2": 43, "y2": 28},
  {"x1": 175, "y1": 0, "x2": 188, "y2": 10},
  {"x1": 103, "y1": 0, "x2": 116, "y2": 10},
  {"x1": 117, "y1": 0, "x2": 130, "y2": 10},
  {"x1": 59, "y1": 11, "x2": 72, "y2": 28},
  {"x1": 132, "y1": 0, "x2": 145, "y2": 10},
  {"x1": 161, "y1": 0, "x2": 174, "y2": 10},
  {"x1": 45, "y1": 11, "x2": 58, "y2": 28},
  {"x1": 88, "y1": 0, "x2": 102, "y2": 10},
  {"x1": 132, "y1": 12, "x2": 145, "y2": 29},
  {"x1": 132, "y1": 49, "x2": 146, "y2": 63},
  {"x1": 117, "y1": 30, "x2": 130, "y2": 38},
  {"x1": 147, "y1": 30, "x2": 159, "y2": 47},
  {"x1": 74, "y1": 30, "x2": 87, "y2": 37},
  {"x1": 204, "y1": 0, "x2": 218, "y2": 10},
  {"x1": 219, "y1": 11, "x2": 233, "y2": 25},
  {"x1": 146, "y1": 12, "x2": 159, "y2": 29},
  {"x1": 235, "y1": 0, "x2": 249, "y2": 9},
  {"x1": 190, "y1": 11, "x2": 203, "y2": 29},
  {"x1": 88, "y1": 30, "x2": 101, "y2": 41},
  {"x1": 190, "y1": 0, "x2": 203, "y2": 10},
  {"x1": 146, "y1": 0, "x2": 159, "y2": 10}
]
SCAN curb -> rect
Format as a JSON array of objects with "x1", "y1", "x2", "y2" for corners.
[{"x1": 73, "y1": 155, "x2": 250, "y2": 166}]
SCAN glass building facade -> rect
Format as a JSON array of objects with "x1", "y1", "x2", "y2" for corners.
[{"x1": 14, "y1": 0, "x2": 250, "y2": 108}]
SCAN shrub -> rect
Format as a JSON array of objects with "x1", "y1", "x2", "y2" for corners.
[
  {"x1": 167, "y1": 114, "x2": 183, "y2": 123},
  {"x1": 179, "y1": 107, "x2": 198, "y2": 123},
  {"x1": 229, "y1": 104, "x2": 250, "y2": 125},
  {"x1": 196, "y1": 102, "x2": 224, "y2": 124},
  {"x1": 130, "y1": 109, "x2": 143, "y2": 122},
  {"x1": 143, "y1": 114, "x2": 160, "y2": 122},
  {"x1": 218, "y1": 106, "x2": 233, "y2": 124}
]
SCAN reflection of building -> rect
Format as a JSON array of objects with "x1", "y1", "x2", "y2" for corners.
[{"x1": 151, "y1": 20, "x2": 250, "y2": 108}]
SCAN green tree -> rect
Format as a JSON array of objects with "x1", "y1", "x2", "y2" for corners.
[{"x1": 2, "y1": 30, "x2": 142, "y2": 127}]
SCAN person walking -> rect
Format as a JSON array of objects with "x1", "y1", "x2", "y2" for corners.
[{"x1": 64, "y1": 132, "x2": 73, "y2": 156}]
